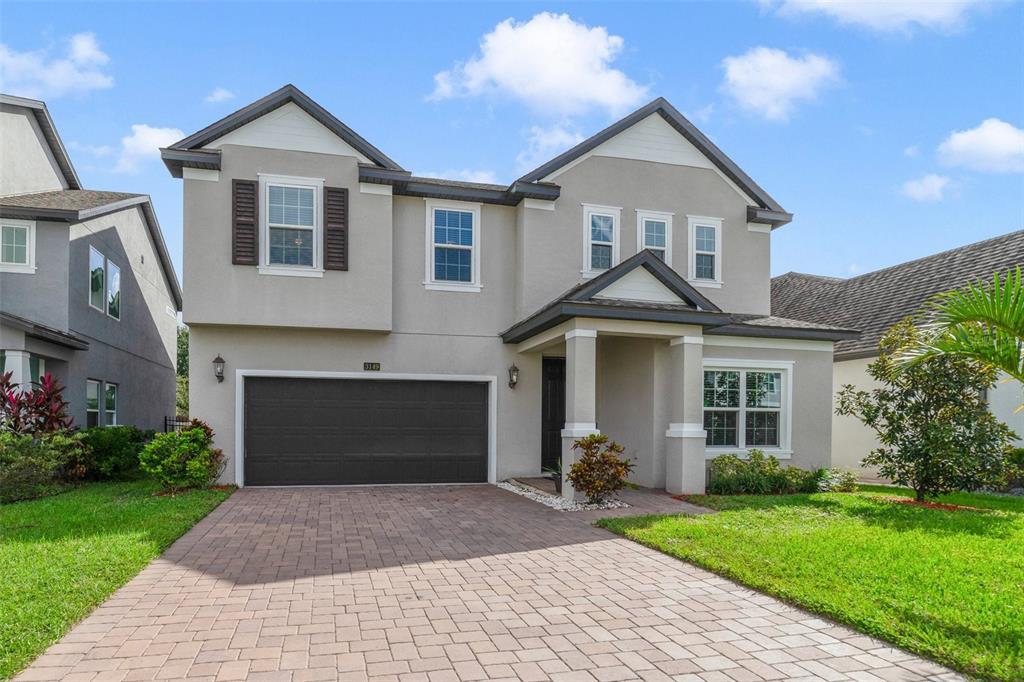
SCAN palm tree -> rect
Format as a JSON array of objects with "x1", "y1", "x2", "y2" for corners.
[{"x1": 900, "y1": 267, "x2": 1024, "y2": 405}]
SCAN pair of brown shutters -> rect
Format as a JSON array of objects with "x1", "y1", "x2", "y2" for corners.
[{"x1": 231, "y1": 179, "x2": 348, "y2": 270}]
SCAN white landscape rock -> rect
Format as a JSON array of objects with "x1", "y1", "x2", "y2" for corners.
[{"x1": 497, "y1": 479, "x2": 630, "y2": 512}]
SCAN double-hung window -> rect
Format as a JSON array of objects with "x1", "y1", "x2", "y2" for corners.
[
  {"x1": 703, "y1": 362, "x2": 791, "y2": 453},
  {"x1": 688, "y1": 215, "x2": 722, "y2": 286},
  {"x1": 259, "y1": 174, "x2": 323, "y2": 275},
  {"x1": 0, "y1": 219, "x2": 35, "y2": 273},
  {"x1": 86, "y1": 380, "x2": 100, "y2": 428},
  {"x1": 425, "y1": 200, "x2": 481, "y2": 291},
  {"x1": 582, "y1": 204, "x2": 620, "y2": 275},
  {"x1": 636, "y1": 210, "x2": 673, "y2": 264},
  {"x1": 105, "y1": 383, "x2": 118, "y2": 425},
  {"x1": 88, "y1": 246, "x2": 121, "y2": 320}
]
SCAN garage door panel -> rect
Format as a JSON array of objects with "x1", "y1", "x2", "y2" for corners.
[{"x1": 243, "y1": 377, "x2": 488, "y2": 486}]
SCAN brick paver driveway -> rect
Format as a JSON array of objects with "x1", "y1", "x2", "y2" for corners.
[{"x1": 19, "y1": 486, "x2": 962, "y2": 682}]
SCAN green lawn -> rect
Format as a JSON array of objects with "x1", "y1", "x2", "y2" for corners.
[
  {"x1": 598, "y1": 485, "x2": 1023, "y2": 682},
  {"x1": 0, "y1": 482, "x2": 232, "y2": 679}
]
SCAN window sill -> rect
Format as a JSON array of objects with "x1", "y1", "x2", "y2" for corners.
[
  {"x1": 580, "y1": 269, "x2": 609, "y2": 280},
  {"x1": 706, "y1": 448, "x2": 792, "y2": 460},
  {"x1": 258, "y1": 265, "x2": 325, "y2": 279},
  {"x1": 690, "y1": 279, "x2": 723, "y2": 289},
  {"x1": 423, "y1": 281, "x2": 482, "y2": 293},
  {"x1": 0, "y1": 264, "x2": 36, "y2": 274}
]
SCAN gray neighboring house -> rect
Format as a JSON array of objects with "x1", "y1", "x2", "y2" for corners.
[
  {"x1": 0, "y1": 93, "x2": 182, "y2": 430},
  {"x1": 162, "y1": 84, "x2": 856, "y2": 497},
  {"x1": 772, "y1": 230, "x2": 1024, "y2": 477}
]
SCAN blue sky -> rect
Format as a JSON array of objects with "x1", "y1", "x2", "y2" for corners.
[{"x1": 3, "y1": 1, "x2": 1022, "y2": 282}]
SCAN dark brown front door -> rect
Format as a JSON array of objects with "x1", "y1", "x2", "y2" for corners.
[
  {"x1": 541, "y1": 358, "x2": 566, "y2": 471},
  {"x1": 243, "y1": 377, "x2": 488, "y2": 486}
]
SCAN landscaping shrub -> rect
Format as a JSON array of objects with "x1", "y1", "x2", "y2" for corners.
[
  {"x1": 1, "y1": 372, "x2": 73, "y2": 434},
  {"x1": 818, "y1": 468, "x2": 859, "y2": 492},
  {"x1": 139, "y1": 421, "x2": 224, "y2": 492},
  {"x1": 0, "y1": 431, "x2": 91, "y2": 503},
  {"x1": 708, "y1": 450, "x2": 821, "y2": 495},
  {"x1": 1002, "y1": 447, "x2": 1024, "y2": 492},
  {"x1": 79, "y1": 425, "x2": 154, "y2": 480},
  {"x1": 567, "y1": 434, "x2": 634, "y2": 504}
]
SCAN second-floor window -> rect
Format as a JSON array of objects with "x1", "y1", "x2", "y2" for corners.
[
  {"x1": 424, "y1": 200, "x2": 481, "y2": 292},
  {"x1": 582, "y1": 204, "x2": 621, "y2": 276},
  {"x1": 258, "y1": 174, "x2": 324, "y2": 275},
  {"x1": 0, "y1": 219, "x2": 35, "y2": 274},
  {"x1": 688, "y1": 215, "x2": 723, "y2": 286},
  {"x1": 89, "y1": 246, "x2": 121, "y2": 320},
  {"x1": 636, "y1": 210, "x2": 673, "y2": 265}
]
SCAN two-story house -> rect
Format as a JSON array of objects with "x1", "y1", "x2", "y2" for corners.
[
  {"x1": 162, "y1": 85, "x2": 856, "y2": 496},
  {"x1": 0, "y1": 93, "x2": 182, "y2": 430}
]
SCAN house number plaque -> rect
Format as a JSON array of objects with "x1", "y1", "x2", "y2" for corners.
[{"x1": 363, "y1": 362, "x2": 381, "y2": 371}]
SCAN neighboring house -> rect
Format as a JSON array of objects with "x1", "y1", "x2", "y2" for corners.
[
  {"x1": 773, "y1": 230, "x2": 1024, "y2": 478},
  {"x1": 161, "y1": 84, "x2": 855, "y2": 497},
  {"x1": 0, "y1": 93, "x2": 182, "y2": 430}
]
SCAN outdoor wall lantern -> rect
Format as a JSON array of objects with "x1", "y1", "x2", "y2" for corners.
[
  {"x1": 212, "y1": 355, "x2": 226, "y2": 383},
  {"x1": 508, "y1": 364, "x2": 519, "y2": 389}
]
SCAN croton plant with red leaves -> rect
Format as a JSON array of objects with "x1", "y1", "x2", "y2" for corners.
[{"x1": 0, "y1": 371, "x2": 73, "y2": 434}]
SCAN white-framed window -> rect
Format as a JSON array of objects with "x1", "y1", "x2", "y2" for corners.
[
  {"x1": 258, "y1": 173, "x2": 324, "y2": 277},
  {"x1": 1, "y1": 219, "x2": 36, "y2": 274},
  {"x1": 636, "y1": 209, "x2": 673, "y2": 265},
  {"x1": 582, "y1": 203, "x2": 621, "y2": 276},
  {"x1": 86, "y1": 379, "x2": 100, "y2": 428},
  {"x1": 687, "y1": 215, "x2": 723, "y2": 287},
  {"x1": 424, "y1": 199, "x2": 481, "y2": 292},
  {"x1": 29, "y1": 356, "x2": 45, "y2": 385},
  {"x1": 703, "y1": 359, "x2": 793, "y2": 456},
  {"x1": 104, "y1": 383, "x2": 118, "y2": 426},
  {"x1": 106, "y1": 260, "x2": 121, "y2": 320}
]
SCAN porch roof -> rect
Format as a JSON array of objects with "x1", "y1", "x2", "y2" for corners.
[{"x1": 500, "y1": 251, "x2": 860, "y2": 345}]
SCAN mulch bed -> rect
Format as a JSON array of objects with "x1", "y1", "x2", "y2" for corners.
[{"x1": 884, "y1": 497, "x2": 984, "y2": 512}]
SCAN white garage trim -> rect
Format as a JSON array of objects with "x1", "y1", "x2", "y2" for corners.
[{"x1": 233, "y1": 369, "x2": 498, "y2": 487}]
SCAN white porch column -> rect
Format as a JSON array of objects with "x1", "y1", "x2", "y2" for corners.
[
  {"x1": 665, "y1": 335, "x2": 706, "y2": 494},
  {"x1": 3, "y1": 350, "x2": 31, "y2": 387},
  {"x1": 560, "y1": 329, "x2": 598, "y2": 500}
]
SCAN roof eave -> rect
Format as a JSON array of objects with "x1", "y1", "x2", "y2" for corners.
[
  {"x1": 160, "y1": 148, "x2": 222, "y2": 179},
  {"x1": 706, "y1": 323, "x2": 860, "y2": 342},
  {"x1": 358, "y1": 167, "x2": 562, "y2": 206},
  {"x1": 747, "y1": 207, "x2": 793, "y2": 229}
]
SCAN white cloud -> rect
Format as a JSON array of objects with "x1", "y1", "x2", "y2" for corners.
[
  {"x1": 204, "y1": 87, "x2": 235, "y2": 103},
  {"x1": 0, "y1": 32, "x2": 113, "y2": 99},
  {"x1": 847, "y1": 263, "x2": 862, "y2": 275},
  {"x1": 684, "y1": 104, "x2": 715, "y2": 124},
  {"x1": 900, "y1": 173, "x2": 952, "y2": 202},
  {"x1": 764, "y1": 0, "x2": 988, "y2": 32},
  {"x1": 68, "y1": 141, "x2": 113, "y2": 158},
  {"x1": 903, "y1": 145, "x2": 920, "y2": 157},
  {"x1": 415, "y1": 169, "x2": 500, "y2": 185},
  {"x1": 115, "y1": 124, "x2": 183, "y2": 173},
  {"x1": 720, "y1": 47, "x2": 840, "y2": 122},
  {"x1": 937, "y1": 118, "x2": 1024, "y2": 173},
  {"x1": 428, "y1": 12, "x2": 648, "y2": 116},
  {"x1": 516, "y1": 123, "x2": 585, "y2": 172}
]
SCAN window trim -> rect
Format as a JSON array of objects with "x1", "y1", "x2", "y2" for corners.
[
  {"x1": 687, "y1": 215, "x2": 723, "y2": 288},
  {"x1": 423, "y1": 199, "x2": 482, "y2": 292},
  {"x1": 702, "y1": 358, "x2": 793, "y2": 458},
  {"x1": 0, "y1": 219, "x2": 36, "y2": 273},
  {"x1": 582, "y1": 203, "x2": 621, "y2": 278},
  {"x1": 635, "y1": 209, "x2": 673, "y2": 267},
  {"x1": 257, "y1": 173, "x2": 325, "y2": 278},
  {"x1": 86, "y1": 379, "x2": 101, "y2": 428},
  {"x1": 105, "y1": 258, "x2": 121, "y2": 321},
  {"x1": 104, "y1": 382, "x2": 118, "y2": 426}
]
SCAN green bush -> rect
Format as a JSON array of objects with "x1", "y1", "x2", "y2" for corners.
[
  {"x1": 138, "y1": 424, "x2": 224, "y2": 492},
  {"x1": 817, "y1": 468, "x2": 859, "y2": 492},
  {"x1": 566, "y1": 434, "x2": 635, "y2": 504},
  {"x1": 1002, "y1": 447, "x2": 1024, "y2": 491},
  {"x1": 79, "y1": 425, "x2": 154, "y2": 480},
  {"x1": 0, "y1": 431, "x2": 91, "y2": 503},
  {"x1": 708, "y1": 449, "x2": 823, "y2": 495}
]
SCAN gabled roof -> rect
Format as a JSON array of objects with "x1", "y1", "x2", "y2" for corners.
[
  {"x1": 517, "y1": 97, "x2": 790, "y2": 224},
  {"x1": 162, "y1": 84, "x2": 404, "y2": 177},
  {"x1": 0, "y1": 93, "x2": 81, "y2": 190},
  {"x1": 501, "y1": 250, "x2": 856, "y2": 344},
  {"x1": 0, "y1": 189, "x2": 183, "y2": 310},
  {"x1": 0, "y1": 311, "x2": 89, "y2": 351},
  {"x1": 771, "y1": 229, "x2": 1024, "y2": 359}
]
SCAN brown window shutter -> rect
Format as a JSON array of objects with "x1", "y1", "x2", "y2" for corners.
[
  {"x1": 231, "y1": 179, "x2": 258, "y2": 265},
  {"x1": 323, "y1": 186, "x2": 349, "y2": 271}
]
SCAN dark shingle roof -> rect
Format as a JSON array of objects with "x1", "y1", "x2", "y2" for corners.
[
  {"x1": 406, "y1": 175, "x2": 508, "y2": 192},
  {"x1": 771, "y1": 230, "x2": 1024, "y2": 358},
  {"x1": 0, "y1": 189, "x2": 142, "y2": 211}
]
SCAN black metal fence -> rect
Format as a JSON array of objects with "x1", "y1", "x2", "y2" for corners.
[{"x1": 163, "y1": 416, "x2": 191, "y2": 433}]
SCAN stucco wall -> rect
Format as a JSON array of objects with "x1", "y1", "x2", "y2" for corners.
[
  {"x1": 0, "y1": 219, "x2": 69, "y2": 330},
  {"x1": 182, "y1": 145, "x2": 393, "y2": 331},
  {"x1": 515, "y1": 155, "x2": 770, "y2": 319},
  {"x1": 0, "y1": 104, "x2": 66, "y2": 196}
]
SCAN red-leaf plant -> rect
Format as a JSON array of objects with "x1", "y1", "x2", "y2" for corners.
[{"x1": 0, "y1": 371, "x2": 73, "y2": 434}]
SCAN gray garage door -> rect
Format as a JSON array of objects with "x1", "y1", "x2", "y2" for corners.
[{"x1": 243, "y1": 377, "x2": 488, "y2": 486}]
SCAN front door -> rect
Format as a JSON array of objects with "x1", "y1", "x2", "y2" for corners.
[{"x1": 541, "y1": 357, "x2": 566, "y2": 472}]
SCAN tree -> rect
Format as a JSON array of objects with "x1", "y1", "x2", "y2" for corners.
[
  {"x1": 836, "y1": 320, "x2": 1013, "y2": 501},
  {"x1": 176, "y1": 326, "x2": 189, "y2": 378},
  {"x1": 899, "y1": 267, "x2": 1023, "y2": 407}
]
